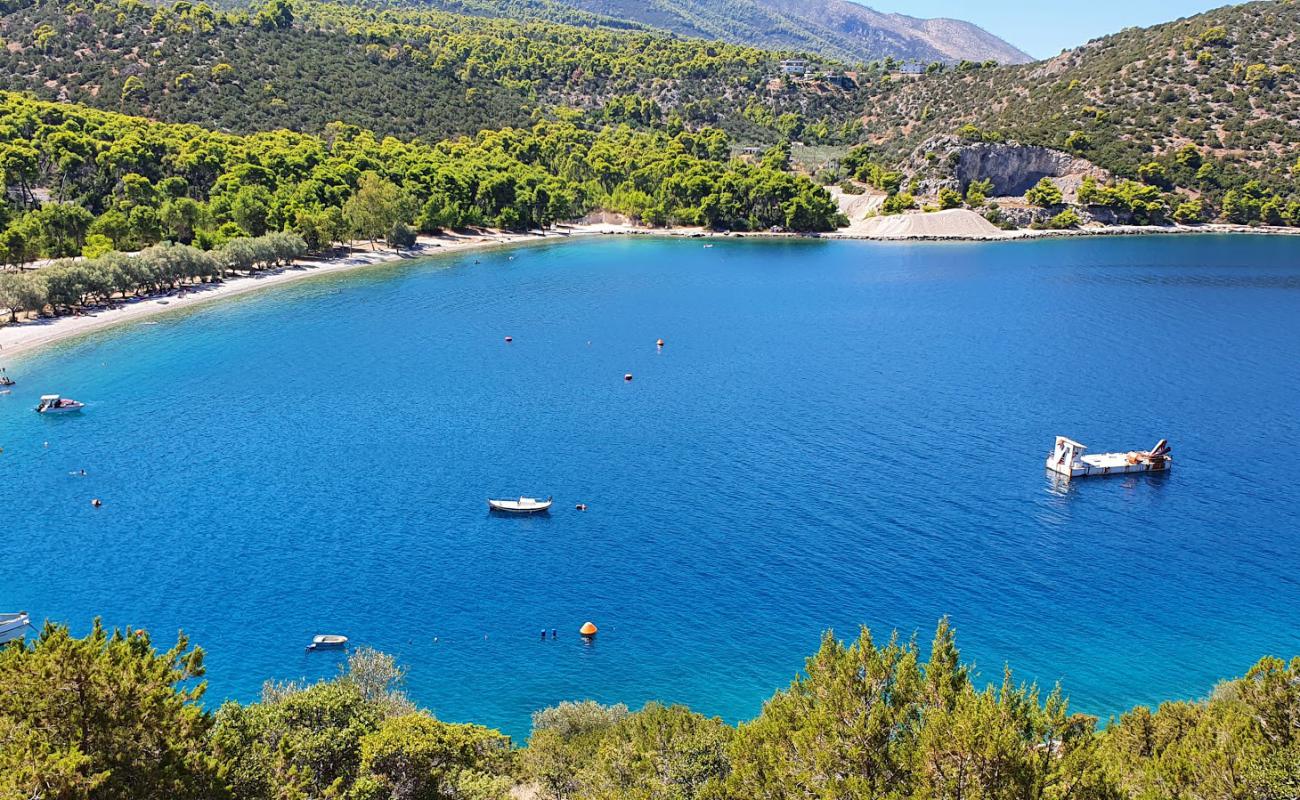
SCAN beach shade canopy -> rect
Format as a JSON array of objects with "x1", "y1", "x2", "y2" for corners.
[{"x1": 579, "y1": 621, "x2": 598, "y2": 636}]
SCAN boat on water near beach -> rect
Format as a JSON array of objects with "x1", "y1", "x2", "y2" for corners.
[
  {"x1": 488, "y1": 496, "x2": 553, "y2": 514},
  {"x1": 36, "y1": 394, "x2": 85, "y2": 414},
  {"x1": 0, "y1": 375, "x2": 14, "y2": 387},
  {"x1": 307, "y1": 634, "x2": 348, "y2": 651},
  {"x1": 1047, "y1": 436, "x2": 1172, "y2": 478},
  {"x1": 0, "y1": 611, "x2": 31, "y2": 644}
]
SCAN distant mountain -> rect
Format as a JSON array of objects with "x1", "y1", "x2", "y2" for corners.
[{"x1": 408, "y1": 0, "x2": 1035, "y2": 65}]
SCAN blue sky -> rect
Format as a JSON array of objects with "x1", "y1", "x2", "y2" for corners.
[{"x1": 870, "y1": 1, "x2": 1230, "y2": 59}]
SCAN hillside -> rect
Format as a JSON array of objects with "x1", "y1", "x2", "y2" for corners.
[
  {"x1": 849, "y1": 0, "x2": 1300, "y2": 225},
  {"x1": 858, "y1": 0, "x2": 1299, "y2": 187},
  {"x1": 403, "y1": 0, "x2": 1034, "y2": 65},
  {"x1": 0, "y1": 90, "x2": 842, "y2": 271},
  {"x1": 0, "y1": 0, "x2": 866, "y2": 142}
]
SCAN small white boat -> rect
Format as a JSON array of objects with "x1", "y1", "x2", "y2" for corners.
[
  {"x1": 1047, "y1": 436, "x2": 1172, "y2": 478},
  {"x1": 307, "y1": 634, "x2": 348, "y2": 651},
  {"x1": 0, "y1": 612, "x2": 31, "y2": 645},
  {"x1": 36, "y1": 394, "x2": 85, "y2": 414},
  {"x1": 488, "y1": 496, "x2": 553, "y2": 514}
]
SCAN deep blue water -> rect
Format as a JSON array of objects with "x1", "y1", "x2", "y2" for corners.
[{"x1": 3, "y1": 234, "x2": 1299, "y2": 740}]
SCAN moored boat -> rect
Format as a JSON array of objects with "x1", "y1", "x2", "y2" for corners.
[
  {"x1": 307, "y1": 634, "x2": 348, "y2": 650},
  {"x1": 488, "y1": 496, "x2": 553, "y2": 514},
  {"x1": 36, "y1": 394, "x2": 85, "y2": 414},
  {"x1": 0, "y1": 611, "x2": 31, "y2": 644},
  {"x1": 1047, "y1": 436, "x2": 1172, "y2": 478}
]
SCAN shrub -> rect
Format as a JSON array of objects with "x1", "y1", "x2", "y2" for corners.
[
  {"x1": 937, "y1": 188, "x2": 963, "y2": 209},
  {"x1": 1025, "y1": 177, "x2": 1063, "y2": 207}
]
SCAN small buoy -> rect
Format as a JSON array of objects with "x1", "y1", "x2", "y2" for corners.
[
  {"x1": 656, "y1": 338, "x2": 665, "y2": 348},
  {"x1": 580, "y1": 621, "x2": 598, "y2": 637},
  {"x1": 575, "y1": 503, "x2": 587, "y2": 511},
  {"x1": 504, "y1": 336, "x2": 513, "y2": 343},
  {"x1": 91, "y1": 498, "x2": 103, "y2": 508},
  {"x1": 624, "y1": 373, "x2": 633, "y2": 382}
]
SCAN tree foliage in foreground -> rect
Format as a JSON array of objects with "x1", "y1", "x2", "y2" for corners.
[{"x1": 4, "y1": 619, "x2": 1300, "y2": 799}]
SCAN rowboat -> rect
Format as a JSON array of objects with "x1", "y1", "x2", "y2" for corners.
[
  {"x1": 307, "y1": 634, "x2": 348, "y2": 650},
  {"x1": 36, "y1": 394, "x2": 84, "y2": 414},
  {"x1": 0, "y1": 612, "x2": 31, "y2": 645},
  {"x1": 488, "y1": 496, "x2": 553, "y2": 514}
]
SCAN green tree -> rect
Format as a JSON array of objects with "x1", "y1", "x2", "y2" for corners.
[
  {"x1": 345, "y1": 172, "x2": 415, "y2": 248},
  {"x1": 937, "y1": 187, "x2": 963, "y2": 209},
  {"x1": 255, "y1": 0, "x2": 293, "y2": 30},
  {"x1": 1025, "y1": 177, "x2": 1063, "y2": 207},
  {"x1": 0, "y1": 621, "x2": 225, "y2": 800},
  {"x1": 353, "y1": 714, "x2": 511, "y2": 800}
]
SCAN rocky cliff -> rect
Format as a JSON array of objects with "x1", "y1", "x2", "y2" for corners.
[{"x1": 904, "y1": 136, "x2": 1110, "y2": 199}]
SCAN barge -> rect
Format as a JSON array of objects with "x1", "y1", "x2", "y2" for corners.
[{"x1": 1047, "y1": 436, "x2": 1171, "y2": 478}]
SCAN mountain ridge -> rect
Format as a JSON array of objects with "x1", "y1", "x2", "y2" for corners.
[{"x1": 400, "y1": 0, "x2": 1034, "y2": 65}]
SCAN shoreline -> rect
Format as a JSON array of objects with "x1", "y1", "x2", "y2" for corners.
[
  {"x1": 0, "y1": 225, "x2": 624, "y2": 363},
  {"x1": 1, "y1": 221, "x2": 1296, "y2": 363}
]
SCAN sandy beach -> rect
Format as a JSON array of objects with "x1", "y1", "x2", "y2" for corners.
[
  {"x1": 0, "y1": 225, "x2": 632, "y2": 363},
  {"x1": 1, "y1": 217, "x2": 1296, "y2": 363}
]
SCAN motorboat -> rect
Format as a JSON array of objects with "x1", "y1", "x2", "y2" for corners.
[
  {"x1": 307, "y1": 634, "x2": 348, "y2": 651},
  {"x1": 36, "y1": 394, "x2": 84, "y2": 414},
  {"x1": 0, "y1": 375, "x2": 14, "y2": 387},
  {"x1": 488, "y1": 496, "x2": 553, "y2": 514},
  {"x1": 1047, "y1": 436, "x2": 1172, "y2": 478},
  {"x1": 0, "y1": 612, "x2": 31, "y2": 644}
]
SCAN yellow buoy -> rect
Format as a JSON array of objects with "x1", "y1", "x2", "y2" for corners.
[{"x1": 579, "y1": 621, "x2": 598, "y2": 637}]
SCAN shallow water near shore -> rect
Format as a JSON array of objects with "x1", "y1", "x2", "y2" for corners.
[{"x1": 3, "y1": 234, "x2": 1299, "y2": 739}]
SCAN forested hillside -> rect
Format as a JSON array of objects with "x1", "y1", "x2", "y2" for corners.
[
  {"x1": 0, "y1": 92, "x2": 840, "y2": 272},
  {"x1": 6, "y1": 619, "x2": 1300, "y2": 799},
  {"x1": 0, "y1": 0, "x2": 866, "y2": 143},
  {"x1": 854, "y1": 0, "x2": 1300, "y2": 220}
]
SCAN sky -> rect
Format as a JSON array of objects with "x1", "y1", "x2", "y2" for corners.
[{"x1": 871, "y1": 1, "x2": 1231, "y2": 59}]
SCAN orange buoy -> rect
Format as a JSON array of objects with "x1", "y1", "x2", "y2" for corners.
[
  {"x1": 504, "y1": 336, "x2": 513, "y2": 343},
  {"x1": 624, "y1": 373, "x2": 633, "y2": 382},
  {"x1": 579, "y1": 621, "x2": 598, "y2": 637}
]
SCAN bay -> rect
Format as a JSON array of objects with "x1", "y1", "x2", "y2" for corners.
[{"x1": 2, "y1": 234, "x2": 1298, "y2": 740}]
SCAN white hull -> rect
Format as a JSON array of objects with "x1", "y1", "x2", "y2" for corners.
[
  {"x1": 1047, "y1": 459, "x2": 1171, "y2": 478},
  {"x1": 37, "y1": 406, "x2": 83, "y2": 414},
  {"x1": 0, "y1": 613, "x2": 31, "y2": 644},
  {"x1": 1046, "y1": 436, "x2": 1172, "y2": 478},
  {"x1": 488, "y1": 498, "x2": 553, "y2": 513}
]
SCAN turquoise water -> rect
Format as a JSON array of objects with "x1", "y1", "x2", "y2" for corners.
[{"x1": 2, "y1": 235, "x2": 1299, "y2": 739}]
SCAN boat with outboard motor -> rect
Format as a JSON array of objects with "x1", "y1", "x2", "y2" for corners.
[
  {"x1": 1047, "y1": 436, "x2": 1172, "y2": 478},
  {"x1": 36, "y1": 394, "x2": 85, "y2": 414},
  {"x1": 307, "y1": 634, "x2": 348, "y2": 651}
]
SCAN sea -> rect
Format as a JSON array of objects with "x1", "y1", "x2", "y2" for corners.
[{"x1": 2, "y1": 234, "x2": 1298, "y2": 740}]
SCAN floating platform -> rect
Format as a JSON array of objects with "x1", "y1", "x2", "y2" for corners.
[{"x1": 1047, "y1": 436, "x2": 1171, "y2": 478}]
